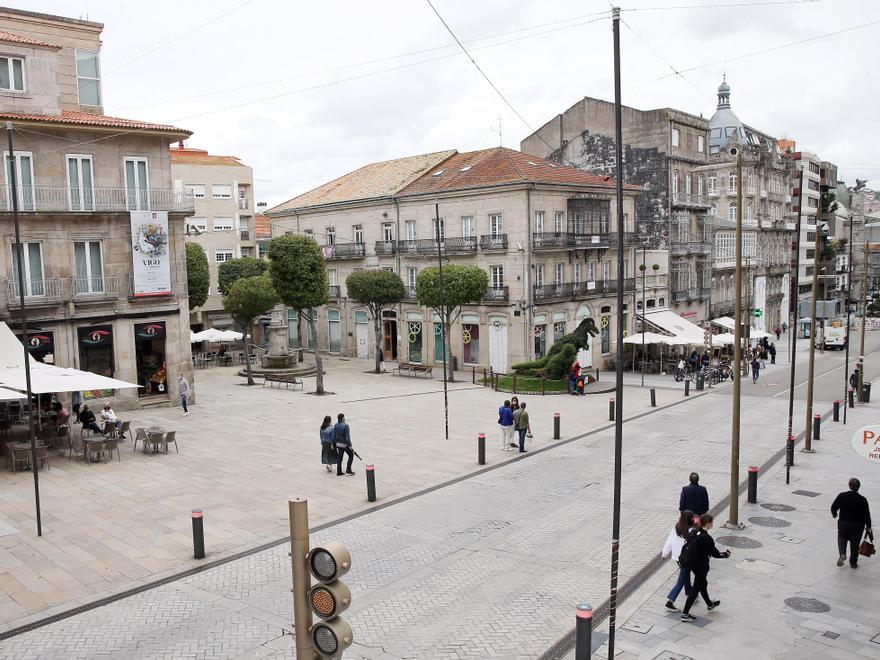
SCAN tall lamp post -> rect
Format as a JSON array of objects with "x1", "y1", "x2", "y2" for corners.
[
  {"x1": 803, "y1": 211, "x2": 822, "y2": 453},
  {"x1": 844, "y1": 214, "x2": 854, "y2": 423},
  {"x1": 640, "y1": 248, "x2": 646, "y2": 386},
  {"x1": 728, "y1": 144, "x2": 743, "y2": 528}
]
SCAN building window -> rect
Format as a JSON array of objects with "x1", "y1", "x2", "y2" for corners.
[
  {"x1": 658, "y1": 297, "x2": 665, "y2": 307},
  {"x1": 212, "y1": 184, "x2": 232, "y2": 199},
  {"x1": 588, "y1": 261, "x2": 596, "y2": 282},
  {"x1": 65, "y1": 155, "x2": 95, "y2": 211},
  {"x1": 187, "y1": 217, "x2": 207, "y2": 233},
  {"x1": 685, "y1": 174, "x2": 692, "y2": 196},
  {"x1": 215, "y1": 249, "x2": 234, "y2": 262},
  {"x1": 213, "y1": 217, "x2": 233, "y2": 231},
  {"x1": 728, "y1": 202, "x2": 737, "y2": 221},
  {"x1": 10, "y1": 242, "x2": 44, "y2": 297},
  {"x1": 4, "y1": 150, "x2": 35, "y2": 210},
  {"x1": 698, "y1": 135, "x2": 705, "y2": 152},
  {"x1": 490, "y1": 265, "x2": 504, "y2": 288},
  {"x1": 555, "y1": 263, "x2": 564, "y2": 285},
  {"x1": 534, "y1": 210, "x2": 544, "y2": 233},
  {"x1": 489, "y1": 213, "x2": 503, "y2": 237},
  {"x1": 672, "y1": 170, "x2": 679, "y2": 199},
  {"x1": 75, "y1": 50, "x2": 101, "y2": 105},
  {"x1": 186, "y1": 184, "x2": 205, "y2": 198},
  {"x1": 462, "y1": 215, "x2": 474, "y2": 237},
  {"x1": 535, "y1": 264, "x2": 544, "y2": 287},
  {"x1": 807, "y1": 197, "x2": 819, "y2": 208},
  {"x1": 602, "y1": 261, "x2": 610, "y2": 282},
  {"x1": 696, "y1": 175, "x2": 704, "y2": 196},
  {"x1": 433, "y1": 217, "x2": 445, "y2": 240},
  {"x1": 573, "y1": 262, "x2": 582, "y2": 283},
  {"x1": 326, "y1": 227, "x2": 336, "y2": 245},
  {"x1": 809, "y1": 162, "x2": 820, "y2": 174},
  {"x1": 672, "y1": 127, "x2": 680, "y2": 147},
  {"x1": 408, "y1": 267, "x2": 418, "y2": 289},
  {"x1": 707, "y1": 174, "x2": 716, "y2": 194},
  {"x1": 0, "y1": 56, "x2": 24, "y2": 92},
  {"x1": 353, "y1": 224, "x2": 363, "y2": 244},
  {"x1": 74, "y1": 241, "x2": 104, "y2": 293},
  {"x1": 554, "y1": 211, "x2": 564, "y2": 232},
  {"x1": 124, "y1": 157, "x2": 149, "y2": 210},
  {"x1": 327, "y1": 268, "x2": 337, "y2": 286},
  {"x1": 710, "y1": 203, "x2": 716, "y2": 217},
  {"x1": 382, "y1": 222, "x2": 394, "y2": 242},
  {"x1": 728, "y1": 172, "x2": 737, "y2": 193},
  {"x1": 405, "y1": 220, "x2": 416, "y2": 241}
]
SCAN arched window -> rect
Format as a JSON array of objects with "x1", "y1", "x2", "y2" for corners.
[
  {"x1": 685, "y1": 174, "x2": 692, "y2": 196},
  {"x1": 728, "y1": 171, "x2": 737, "y2": 193},
  {"x1": 672, "y1": 170, "x2": 680, "y2": 199},
  {"x1": 696, "y1": 175, "x2": 704, "y2": 196},
  {"x1": 707, "y1": 174, "x2": 717, "y2": 194},
  {"x1": 728, "y1": 202, "x2": 737, "y2": 221}
]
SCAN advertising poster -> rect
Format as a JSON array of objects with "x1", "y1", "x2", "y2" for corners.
[
  {"x1": 77, "y1": 324, "x2": 115, "y2": 400},
  {"x1": 130, "y1": 210, "x2": 171, "y2": 296}
]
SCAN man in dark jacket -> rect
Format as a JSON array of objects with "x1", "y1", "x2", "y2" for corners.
[
  {"x1": 679, "y1": 472, "x2": 710, "y2": 517},
  {"x1": 831, "y1": 478, "x2": 872, "y2": 568},
  {"x1": 333, "y1": 413, "x2": 355, "y2": 477},
  {"x1": 681, "y1": 514, "x2": 730, "y2": 621}
]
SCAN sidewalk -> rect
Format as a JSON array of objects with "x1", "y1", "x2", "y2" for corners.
[{"x1": 590, "y1": 402, "x2": 880, "y2": 659}]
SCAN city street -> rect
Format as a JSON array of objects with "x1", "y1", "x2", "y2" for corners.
[{"x1": 1, "y1": 331, "x2": 875, "y2": 658}]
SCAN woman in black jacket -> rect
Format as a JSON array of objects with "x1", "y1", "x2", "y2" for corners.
[{"x1": 680, "y1": 514, "x2": 731, "y2": 621}]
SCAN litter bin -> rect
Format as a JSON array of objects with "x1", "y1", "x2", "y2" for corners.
[
  {"x1": 695, "y1": 373, "x2": 705, "y2": 390},
  {"x1": 862, "y1": 382, "x2": 871, "y2": 403}
]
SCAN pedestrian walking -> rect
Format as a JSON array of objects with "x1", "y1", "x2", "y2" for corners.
[
  {"x1": 509, "y1": 397, "x2": 520, "y2": 448},
  {"x1": 680, "y1": 514, "x2": 730, "y2": 621},
  {"x1": 782, "y1": 321, "x2": 788, "y2": 334},
  {"x1": 498, "y1": 400, "x2": 514, "y2": 451},
  {"x1": 177, "y1": 373, "x2": 190, "y2": 415},
  {"x1": 769, "y1": 342, "x2": 776, "y2": 365},
  {"x1": 831, "y1": 478, "x2": 872, "y2": 568},
  {"x1": 71, "y1": 390, "x2": 82, "y2": 424},
  {"x1": 679, "y1": 472, "x2": 709, "y2": 517},
  {"x1": 333, "y1": 413, "x2": 355, "y2": 476},
  {"x1": 320, "y1": 415, "x2": 336, "y2": 473},
  {"x1": 775, "y1": 325, "x2": 781, "y2": 341},
  {"x1": 516, "y1": 403, "x2": 531, "y2": 453},
  {"x1": 751, "y1": 356, "x2": 760, "y2": 383},
  {"x1": 662, "y1": 509, "x2": 694, "y2": 610}
]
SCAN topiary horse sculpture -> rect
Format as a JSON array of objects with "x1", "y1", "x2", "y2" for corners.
[{"x1": 511, "y1": 318, "x2": 599, "y2": 379}]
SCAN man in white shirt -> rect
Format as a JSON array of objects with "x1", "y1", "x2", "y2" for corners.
[{"x1": 100, "y1": 402, "x2": 122, "y2": 434}]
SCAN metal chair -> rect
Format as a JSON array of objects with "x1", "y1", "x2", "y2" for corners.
[
  {"x1": 118, "y1": 421, "x2": 131, "y2": 442},
  {"x1": 35, "y1": 446, "x2": 50, "y2": 471},
  {"x1": 104, "y1": 438, "x2": 121, "y2": 462},
  {"x1": 6, "y1": 447, "x2": 30, "y2": 473},
  {"x1": 147, "y1": 431, "x2": 164, "y2": 455},
  {"x1": 132, "y1": 428, "x2": 147, "y2": 453},
  {"x1": 85, "y1": 440, "x2": 105, "y2": 465},
  {"x1": 162, "y1": 430, "x2": 178, "y2": 454}
]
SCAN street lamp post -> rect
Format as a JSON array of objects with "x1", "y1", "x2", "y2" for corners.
[
  {"x1": 844, "y1": 214, "x2": 854, "y2": 424},
  {"x1": 640, "y1": 248, "x2": 646, "y2": 387},
  {"x1": 803, "y1": 211, "x2": 822, "y2": 453},
  {"x1": 728, "y1": 145, "x2": 743, "y2": 528}
]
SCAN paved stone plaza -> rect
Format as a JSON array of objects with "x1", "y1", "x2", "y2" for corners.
[
  {"x1": 3, "y1": 341, "x2": 874, "y2": 658},
  {"x1": 0, "y1": 358, "x2": 682, "y2": 632}
]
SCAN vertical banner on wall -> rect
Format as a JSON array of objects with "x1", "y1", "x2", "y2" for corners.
[{"x1": 130, "y1": 210, "x2": 171, "y2": 296}]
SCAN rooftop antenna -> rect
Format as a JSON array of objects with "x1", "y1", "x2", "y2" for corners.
[{"x1": 490, "y1": 114, "x2": 502, "y2": 146}]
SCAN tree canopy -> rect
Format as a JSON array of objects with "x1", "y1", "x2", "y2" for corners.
[
  {"x1": 185, "y1": 242, "x2": 209, "y2": 310},
  {"x1": 222, "y1": 274, "x2": 278, "y2": 386},
  {"x1": 415, "y1": 264, "x2": 488, "y2": 316},
  {"x1": 218, "y1": 256, "x2": 268, "y2": 297},
  {"x1": 267, "y1": 234, "x2": 328, "y2": 310},
  {"x1": 346, "y1": 269, "x2": 405, "y2": 372}
]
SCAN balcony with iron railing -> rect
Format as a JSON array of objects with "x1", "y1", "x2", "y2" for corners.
[
  {"x1": 484, "y1": 286, "x2": 509, "y2": 302},
  {"x1": 5, "y1": 278, "x2": 63, "y2": 307},
  {"x1": 534, "y1": 278, "x2": 634, "y2": 301},
  {"x1": 671, "y1": 288, "x2": 699, "y2": 302},
  {"x1": 479, "y1": 234, "x2": 508, "y2": 251},
  {"x1": 72, "y1": 275, "x2": 119, "y2": 301},
  {"x1": 671, "y1": 193, "x2": 711, "y2": 209},
  {"x1": 375, "y1": 240, "x2": 397, "y2": 255},
  {"x1": 533, "y1": 232, "x2": 614, "y2": 250},
  {"x1": 0, "y1": 186, "x2": 195, "y2": 213},
  {"x1": 402, "y1": 285, "x2": 418, "y2": 301},
  {"x1": 328, "y1": 285, "x2": 341, "y2": 298},
  {"x1": 670, "y1": 241, "x2": 712, "y2": 257},
  {"x1": 396, "y1": 237, "x2": 478, "y2": 256},
  {"x1": 240, "y1": 230, "x2": 251, "y2": 241},
  {"x1": 323, "y1": 242, "x2": 366, "y2": 259}
]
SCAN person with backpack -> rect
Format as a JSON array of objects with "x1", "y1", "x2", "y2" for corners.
[
  {"x1": 661, "y1": 509, "x2": 695, "y2": 610},
  {"x1": 680, "y1": 514, "x2": 731, "y2": 621}
]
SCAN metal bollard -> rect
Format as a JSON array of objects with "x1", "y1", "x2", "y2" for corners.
[
  {"x1": 608, "y1": 398, "x2": 615, "y2": 421},
  {"x1": 553, "y1": 412, "x2": 560, "y2": 440},
  {"x1": 478, "y1": 433, "x2": 486, "y2": 465},
  {"x1": 787, "y1": 435, "x2": 795, "y2": 467},
  {"x1": 813, "y1": 413, "x2": 821, "y2": 440},
  {"x1": 191, "y1": 509, "x2": 205, "y2": 559},
  {"x1": 684, "y1": 379, "x2": 690, "y2": 396},
  {"x1": 575, "y1": 602, "x2": 592, "y2": 660},
  {"x1": 650, "y1": 388, "x2": 656, "y2": 407},
  {"x1": 366, "y1": 465, "x2": 377, "y2": 502},
  {"x1": 833, "y1": 399, "x2": 840, "y2": 422},
  {"x1": 747, "y1": 466, "x2": 758, "y2": 504}
]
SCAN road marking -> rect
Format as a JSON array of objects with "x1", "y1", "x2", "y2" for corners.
[{"x1": 772, "y1": 348, "x2": 879, "y2": 398}]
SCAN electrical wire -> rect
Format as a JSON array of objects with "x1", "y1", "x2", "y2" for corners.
[
  {"x1": 111, "y1": 8, "x2": 613, "y2": 113},
  {"x1": 626, "y1": 17, "x2": 880, "y2": 92},
  {"x1": 103, "y1": 0, "x2": 254, "y2": 76},
  {"x1": 623, "y1": 0, "x2": 820, "y2": 11}
]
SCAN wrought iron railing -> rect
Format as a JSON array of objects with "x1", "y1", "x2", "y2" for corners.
[
  {"x1": 375, "y1": 240, "x2": 397, "y2": 255},
  {"x1": 328, "y1": 285, "x2": 341, "y2": 298},
  {"x1": 484, "y1": 286, "x2": 508, "y2": 301},
  {"x1": 534, "y1": 279, "x2": 634, "y2": 300},
  {"x1": 0, "y1": 186, "x2": 194, "y2": 212},
  {"x1": 323, "y1": 242, "x2": 366, "y2": 259},
  {"x1": 479, "y1": 234, "x2": 508, "y2": 250},
  {"x1": 402, "y1": 286, "x2": 418, "y2": 301},
  {"x1": 72, "y1": 275, "x2": 118, "y2": 299},
  {"x1": 5, "y1": 278, "x2": 63, "y2": 306}
]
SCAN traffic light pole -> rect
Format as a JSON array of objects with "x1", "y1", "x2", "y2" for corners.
[
  {"x1": 289, "y1": 498, "x2": 314, "y2": 658},
  {"x1": 728, "y1": 147, "x2": 743, "y2": 528}
]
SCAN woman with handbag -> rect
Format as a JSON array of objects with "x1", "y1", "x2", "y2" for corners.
[
  {"x1": 680, "y1": 514, "x2": 730, "y2": 622},
  {"x1": 319, "y1": 415, "x2": 336, "y2": 473},
  {"x1": 662, "y1": 509, "x2": 694, "y2": 610}
]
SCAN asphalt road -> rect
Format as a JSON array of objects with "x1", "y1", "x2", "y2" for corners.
[{"x1": 717, "y1": 328, "x2": 880, "y2": 402}]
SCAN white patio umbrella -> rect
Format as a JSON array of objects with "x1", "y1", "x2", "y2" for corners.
[
  {"x1": 622, "y1": 332, "x2": 671, "y2": 345},
  {"x1": 712, "y1": 333, "x2": 736, "y2": 345},
  {"x1": 0, "y1": 365, "x2": 140, "y2": 394},
  {"x1": 218, "y1": 329, "x2": 243, "y2": 341},
  {"x1": 0, "y1": 385, "x2": 25, "y2": 400}
]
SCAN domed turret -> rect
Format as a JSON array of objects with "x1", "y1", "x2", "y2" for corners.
[{"x1": 708, "y1": 76, "x2": 744, "y2": 152}]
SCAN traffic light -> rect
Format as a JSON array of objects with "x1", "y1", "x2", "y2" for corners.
[{"x1": 308, "y1": 542, "x2": 353, "y2": 657}]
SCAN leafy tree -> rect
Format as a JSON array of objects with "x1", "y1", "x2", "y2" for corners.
[
  {"x1": 185, "y1": 242, "x2": 209, "y2": 310},
  {"x1": 268, "y1": 234, "x2": 329, "y2": 393},
  {"x1": 346, "y1": 269, "x2": 405, "y2": 372},
  {"x1": 218, "y1": 257, "x2": 268, "y2": 296},
  {"x1": 223, "y1": 274, "x2": 277, "y2": 385},
  {"x1": 416, "y1": 264, "x2": 488, "y2": 382}
]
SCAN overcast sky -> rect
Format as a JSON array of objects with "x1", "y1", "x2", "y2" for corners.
[{"x1": 26, "y1": 0, "x2": 880, "y2": 207}]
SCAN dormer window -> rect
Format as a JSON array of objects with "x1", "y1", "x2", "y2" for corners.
[
  {"x1": 0, "y1": 56, "x2": 25, "y2": 92},
  {"x1": 431, "y1": 169, "x2": 445, "y2": 176},
  {"x1": 76, "y1": 49, "x2": 101, "y2": 106}
]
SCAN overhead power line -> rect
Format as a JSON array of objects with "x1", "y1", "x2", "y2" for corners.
[{"x1": 624, "y1": 0, "x2": 821, "y2": 11}]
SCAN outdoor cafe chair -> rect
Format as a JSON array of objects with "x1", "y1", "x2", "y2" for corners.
[
  {"x1": 162, "y1": 430, "x2": 178, "y2": 454},
  {"x1": 85, "y1": 440, "x2": 105, "y2": 465},
  {"x1": 35, "y1": 446, "x2": 50, "y2": 471},
  {"x1": 118, "y1": 421, "x2": 131, "y2": 442},
  {"x1": 146, "y1": 431, "x2": 164, "y2": 455},
  {"x1": 132, "y1": 428, "x2": 147, "y2": 453},
  {"x1": 104, "y1": 438, "x2": 121, "y2": 462},
  {"x1": 102, "y1": 422, "x2": 118, "y2": 439},
  {"x1": 6, "y1": 447, "x2": 29, "y2": 473}
]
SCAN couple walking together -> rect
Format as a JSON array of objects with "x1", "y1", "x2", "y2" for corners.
[
  {"x1": 319, "y1": 413, "x2": 356, "y2": 476},
  {"x1": 498, "y1": 397, "x2": 531, "y2": 453}
]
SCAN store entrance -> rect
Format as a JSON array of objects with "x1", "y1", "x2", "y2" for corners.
[
  {"x1": 382, "y1": 316, "x2": 398, "y2": 360},
  {"x1": 134, "y1": 322, "x2": 167, "y2": 397}
]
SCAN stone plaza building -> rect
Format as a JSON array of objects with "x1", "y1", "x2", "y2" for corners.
[
  {"x1": 169, "y1": 144, "x2": 255, "y2": 331},
  {"x1": 0, "y1": 7, "x2": 195, "y2": 408},
  {"x1": 266, "y1": 147, "x2": 641, "y2": 372}
]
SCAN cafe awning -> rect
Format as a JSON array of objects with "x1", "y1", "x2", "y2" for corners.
[
  {"x1": 0, "y1": 386, "x2": 25, "y2": 401},
  {"x1": 623, "y1": 332, "x2": 674, "y2": 345},
  {"x1": 639, "y1": 310, "x2": 705, "y2": 343}
]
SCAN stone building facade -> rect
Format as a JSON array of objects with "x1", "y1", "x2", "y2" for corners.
[
  {"x1": 267, "y1": 147, "x2": 642, "y2": 372},
  {"x1": 520, "y1": 97, "x2": 705, "y2": 322},
  {"x1": 0, "y1": 7, "x2": 194, "y2": 409},
  {"x1": 169, "y1": 144, "x2": 255, "y2": 331}
]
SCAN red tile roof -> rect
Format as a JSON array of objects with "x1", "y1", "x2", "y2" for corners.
[
  {"x1": 399, "y1": 147, "x2": 635, "y2": 196},
  {"x1": 0, "y1": 110, "x2": 191, "y2": 135},
  {"x1": 0, "y1": 30, "x2": 60, "y2": 49},
  {"x1": 169, "y1": 145, "x2": 243, "y2": 166}
]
